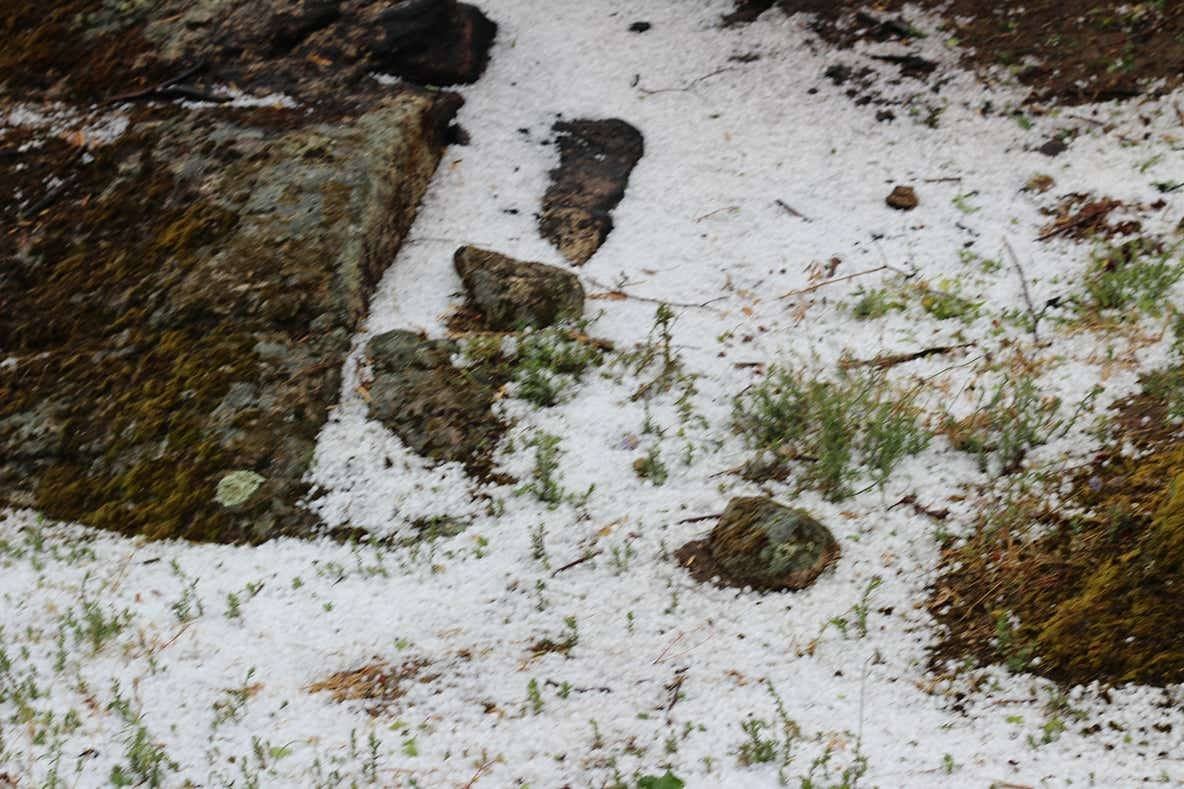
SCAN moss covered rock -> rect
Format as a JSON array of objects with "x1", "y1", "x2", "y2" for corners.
[
  {"x1": 676, "y1": 497, "x2": 840, "y2": 591},
  {"x1": 365, "y1": 330, "x2": 505, "y2": 474},
  {"x1": 0, "y1": 90, "x2": 459, "y2": 542},
  {"x1": 453, "y1": 246, "x2": 584, "y2": 330}
]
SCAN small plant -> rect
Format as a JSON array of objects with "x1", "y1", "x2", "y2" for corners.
[
  {"x1": 942, "y1": 372, "x2": 1100, "y2": 475},
  {"x1": 992, "y1": 609, "x2": 1035, "y2": 673},
  {"x1": 850, "y1": 287, "x2": 906, "y2": 320},
  {"x1": 1080, "y1": 239, "x2": 1184, "y2": 316},
  {"x1": 512, "y1": 325, "x2": 604, "y2": 407},
  {"x1": 633, "y1": 446, "x2": 668, "y2": 485},
  {"x1": 734, "y1": 366, "x2": 930, "y2": 499},
  {"x1": 526, "y1": 678, "x2": 544, "y2": 714},
  {"x1": 530, "y1": 523, "x2": 550, "y2": 569},
  {"x1": 737, "y1": 718, "x2": 778, "y2": 766},
  {"x1": 919, "y1": 281, "x2": 980, "y2": 322},
  {"x1": 518, "y1": 433, "x2": 565, "y2": 506},
  {"x1": 109, "y1": 723, "x2": 177, "y2": 788}
]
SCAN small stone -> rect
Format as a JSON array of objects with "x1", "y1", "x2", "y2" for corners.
[
  {"x1": 453, "y1": 246, "x2": 585, "y2": 330},
  {"x1": 886, "y1": 185, "x2": 918, "y2": 210},
  {"x1": 676, "y1": 497, "x2": 839, "y2": 592},
  {"x1": 629, "y1": 21, "x2": 652, "y2": 33},
  {"x1": 215, "y1": 470, "x2": 266, "y2": 508},
  {"x1": 1037, "y1": 138, "x2": 1068, "y2": 157}
]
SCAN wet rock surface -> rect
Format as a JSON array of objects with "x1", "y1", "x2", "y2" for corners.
[
  {"x1": 453, "y1": 246, "x2": 585, "y2": 330},
  {"x1": 365, "y1": 330, "x2": 505, "y2": 473},
  {"x1": 1, "y1": 0, "x2": 496, "y2": 102},
  {"x1": 676, "y1": 497, "x2": 840, "y2": 592},
  {"x1": 0, "y1": 91, "x2": 460, "y2": 542},
  {"x1": 539, "y1": 119, "x2": 644, "y2": 265}
]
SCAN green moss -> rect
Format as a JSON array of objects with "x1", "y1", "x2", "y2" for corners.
[{"x1": 932, "y1": 432, "x2": 1184, "y2": 686}]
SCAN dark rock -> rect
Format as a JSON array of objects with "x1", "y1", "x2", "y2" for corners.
[
  {"x1": 886, "y1": 185, "x2": 919, "y2": 210},
  {"x1": 1038, "y1": 137, "x2": 1069, "y2": 157},
  {"x1": 366, "y1": 330, "x2": 504, "y2": 471},
  {"x1": 366, "y1": 0, "x2": 497, "y2": 86},
  {"x1": 453, "y1": 246, "x2": 584, "y2": 330},
  {"x1": 0, "y1": 90, "x2": 460, "y2": 542},
  {"x1": 539, "y1": 119, "x2": 644, "y2": 265},
  {"x1": 1, "y1": 0, "x2": 495, "y2": 104},
  {"x1": 676, "y1": 497, "x2": 839, "y2": 592},
  {"x1": 628, "y1": 21, "x2": 652, "y2": 33}
]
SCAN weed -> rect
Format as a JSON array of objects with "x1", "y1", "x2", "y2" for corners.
[
  {"x1": 109, "y1": 722, "x2": 176, "y2": 788},
  {"x1": 518, "y1": 433, "x2": 565, "y2": 507},
  {"x1": 992, "y1": 610, "x2": 1035, "y2": 673},
  {"x1": 530, "y1": 523, "x2": 550, "y2": 569},
  {"x1": 734, "y1": 366, "x2": 929, "y2": 499},
  {"x1": 633, "y1": 446, "x2": 668, "y2": 485},
  {"x1": 1081, "y1": 239, "x2": 1183, "y2": 316},
  {"x1": 850, "y1": 287, "x2": 906, "y2": 320},
  {"x1": 920, "y1": 281, "x2": 980, "y2": 322},
  {"x1": 526, "y1": 678, "x2": 544, "y2": 714},
  {"x1": 942, "y1": 372, "x2": 1100, "y2": 474},
  {"x1": 512, "y1": 325, "x2": 604, "y2": 407}
]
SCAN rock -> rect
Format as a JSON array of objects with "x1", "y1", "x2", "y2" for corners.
[
  {"x1": 539, "y1": 119, "x2": 644, "y2": 265},
  {"x1": 367, "y1": 1, "x2": 497, "y2": 85},
  {"x1": 1037, "y1": 137, "x2": 1068, "y2": 157},
  {"x1": 628, "y1": 21, "x2": 652, "y2": 33},
  {"x1": 886, "y1": 185, "x2": 918, "y2": 210},
  {"x1": 2, "y1": 0, "x2": 496, "y2": 103},
  {"x1": 453, "y1": 246, "x2": 584, "y2": 330},
  {"x1": 0, "y1": 89, "x2": 460, "y2": 542},
  {"x1": 366, "y1": 330, "x2": 504, "y2": 471},
  {"x1": 675, "y1": 497, "x2": 839, "y2": 591}
]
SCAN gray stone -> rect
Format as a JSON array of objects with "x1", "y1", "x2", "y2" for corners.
[
  {"x1": 366, "y1": 330, "x2": 504, "y2": 473},
  {"x1": 453, "y1": 246, "x2": 584, "y2": 330}
]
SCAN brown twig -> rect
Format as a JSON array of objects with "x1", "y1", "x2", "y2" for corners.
[
  {"x1": 638, "y1": 67, "x2": 735, "y2": 96},
  {"x1": 888, "y1": 494, "x2": 950, "y2": 521},
  {"x1": 585, "y1": 277, "x2": 725, "y2": 310},
  {"x1": 550, "y1": 550, "x2": 601, "y2": 577},
  {"x1": 665, "y1": 671, "x2": 687, "y2": 718},
  {"x1": 1003, "y1": 236, "x2": 1041, "y2": 341},
  {"x1": 778, "y1": 264, "x2": 904, "y2": 299},
  {"x1": 839, "y1": 342, "x2": 975, "y2": 370},
  {"x1": 675, "y1": 512, "x2": 721, "y2": 525},
  {"x1": 106, "y1": 61, "x2": 208, "y2": 104},
  {"x1": 775, "y1": 199, "x2": 812, "y2": 222}
]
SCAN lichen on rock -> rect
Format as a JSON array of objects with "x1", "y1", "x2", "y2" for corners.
[
  {"x1": 676, "y1": 496, "x2": 840, "y2": 592},
  {"x1": 453, "y1": 245, "x2": 584, "y2": 330},
  {"x1": 0, "y1": 90, "x2": 460, "y2": 543}
]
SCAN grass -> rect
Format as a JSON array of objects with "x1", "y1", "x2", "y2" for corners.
[
  {"x1": 733, "y1": 365, "x2": 930, "y2": 499},
  {"x1": 941, "y1": 370, "x2": 1100, "y2": 475},
  {"x1": 1080, "y1": 239, "x2": 1184, "y2": 316}
]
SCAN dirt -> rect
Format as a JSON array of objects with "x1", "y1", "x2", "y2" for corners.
[{"x1": 728, "y1": 0, "x2": 1184, "y2": 106}]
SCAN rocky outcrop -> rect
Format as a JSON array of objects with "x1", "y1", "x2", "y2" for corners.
[
  {"x1": 453, "y1": 246, "x2": 585, "y2": 330},
  {"x1": 365, "y1": 330, "x2": 504, "y2": 472},
  {"x1": 539, "y1": 119, "x2": 644, "y2": 265},
  {"x1": 1, "y1": 0, "x2": 496, "y2": 102},
  {"x1": 0, "y1": 90, "x2": 460, "y2": 542},
  {"x1": 676, "y1": 497, "x2": 839, "y2": 591}
]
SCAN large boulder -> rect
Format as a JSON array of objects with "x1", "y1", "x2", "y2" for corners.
[
  {"x1": 0, "y1": 90, "x2": 460, "y2": 542},
  {"x1": 453, "y1": 246, "x2": 585, "y2": 330},
  {"x1": 676, "y1": 497, "x2": 840, "y2": 591},
  {"x1": 1, "y1": 0, "x2": 496, "y2": 102},
  {"x1": 539, "y1": 119, "x2": 644, "y2": 265}
]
